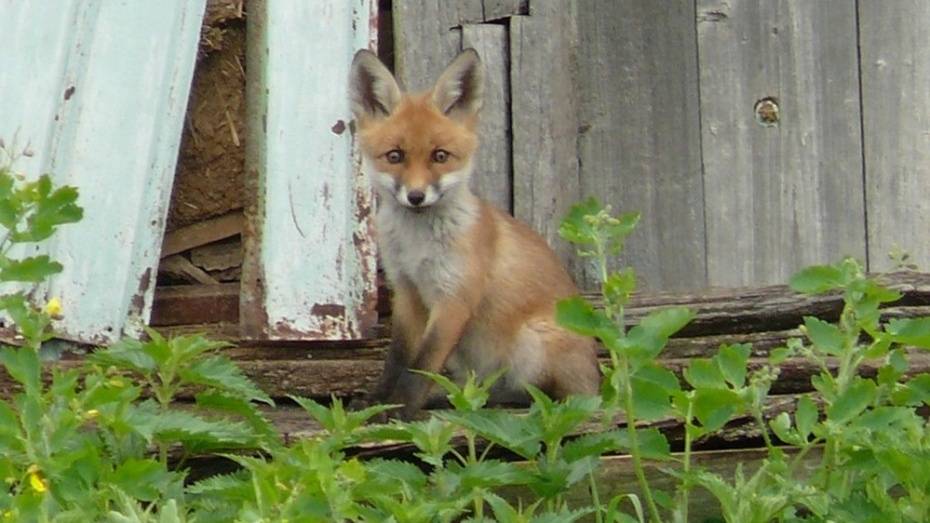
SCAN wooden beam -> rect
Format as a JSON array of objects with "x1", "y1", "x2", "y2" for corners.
[
  {"x1": 161, "y1": 212, "x2": 244, "y2": 258},
  {"x1": 150, "y1": 283, "x2": 239, "y2": 326}
]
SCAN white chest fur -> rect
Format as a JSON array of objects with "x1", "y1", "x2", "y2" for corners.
[{"x1": 375, "y1": 190, "x2": 479, "y2": 306}]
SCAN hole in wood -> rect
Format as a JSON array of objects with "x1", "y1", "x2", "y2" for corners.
[{"x1": 754, "y1": 97, "x2": 780, "y2": 126}]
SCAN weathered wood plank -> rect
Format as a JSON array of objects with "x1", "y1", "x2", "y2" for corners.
[
  {"x1": 510, "y1": 3, "x2": 584, "y2": 276},
  {"x1": 150, "y1": 283, "x2": 239, "y2": 326},
  {"x1": 859, "y1": 2, "x2": 930, "y2": 272},
  {"x1": 392, "y1": 1, "x2": 483, "y2": 91},
  {"x1": 481, "y1": 0, "x2": 527, "y2": 21},
  {"x1": 242, "y1": 0, "x2": 378, "y2": 340},
  {"x1": 575, "y1": 0, "x2": 706, "y2": 292},
  {"x1": 0, "y1": 1, "x2": 206, "y2": 344},
  {"x1": 462, "y1": 24, "x2": 512, "y2": 212},
  {"x1": 161, "y1": 212, "x2": 244, "y2": 258},
  {"x1": 697, "y1": 0, "x2": 866, "y2": 287},
  {"x1": 158, "y1": 255, "x2": 220, "y2": 285}
]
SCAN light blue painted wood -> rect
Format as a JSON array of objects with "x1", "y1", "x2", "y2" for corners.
[
  {"x1": 243, "y1": 1, "x2": 378, "y2": 340},
  {"x1": 0, "y1": 0, "x2": 206, "y2": 343}
]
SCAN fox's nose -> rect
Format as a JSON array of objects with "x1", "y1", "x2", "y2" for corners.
[{"x1": 407, "y1": 190, "x2": 425, "y2": 206}]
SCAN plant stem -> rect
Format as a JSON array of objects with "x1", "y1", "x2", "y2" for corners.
[
  {"x1": 466, "y1": 432, "x2": 484, "y2": 519},
  {"x1": 620, "y1": 356, "x2": 663, "y2": 523},
  {"x1": 677, "y1": 399, "x2": 695, "y2": 523},
  {"x1": 589, "y1": 469, "x2": 604, "y2": 523}
]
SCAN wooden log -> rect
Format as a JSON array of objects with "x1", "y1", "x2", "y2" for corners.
[
  {"x1": 150, "y1": 283, "x2": 239, "y2": 326},
  {"x1": 161, "y1": 212, "x2": 244, "y2": 258}
]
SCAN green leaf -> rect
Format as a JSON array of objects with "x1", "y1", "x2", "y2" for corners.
[
  {"x1": 195, "y1": 392, "x2": 277, "y2": 444},
  {"x1": 108, "y1": 459, "x2": 175, "y2": 502},
  {"x1": 88, "y1": 338, "x2": 157, "y2": 374},
  {"x1": 630, "y1": 364, "x2": 679, "y2": 421},
  {"x1": 18, "y1": 182, "x2": 83, "y2": 242},
  {"x1": 715, "y1": 343, "x2": 752, "y2": 388},
  {"x1": 0, "y1": 346, "x2": 40, "y2": 395},
  {"x1": 768, "y1": 346, "x2": 791, "y2": 365},
  {"x1": 439, "y1": 410, "x2": 542, "y2": 459},
  {"x1": 789, "y1": 264, "x2": 847, "y2": 294},
  {"x1": 886, "y1": 317, "x2": 930, "y2": 349},
  {"x1": 636, "y1": 427, "x2": 671, "y2": 461},
  {"x1": 683, "y1": 359, "x2": 726, "y2": 390},
  {"x1": 603, "y1": 269, "x2": 636, "y2": 308},
  {"x1": 558, "y1": 197, "x2": 602, "y2": 246},
  {"x1": 803, "y1": 317, "x2": 845, "y2": 356},
  {"x1": 795, "y1": 396, "x2": 818, "y2": 439},
  {"x1": 561, "y1": 430, "x2": 627, "y2": 461},
  {"x1": 769, "y1": 411, "x2": 799, "y2": 445},
  {"x1": 692, "y1": 388, "x2": 742, "y2": 432},
  {"x1": 0, "y1": 255, "x2": 62, "y2": 282},
  {"x1": 555, "y1": 296, "x2": 617, "y2": 342},
  {"x1": 828, "y1": 378, "x2": 877, "y2": 423},
  {"x1": 180, "y1": 356, "x2": 272, "y2": 405},
  {"x1": 624, "y1": 307, "x2": 694, "y2": 363}
]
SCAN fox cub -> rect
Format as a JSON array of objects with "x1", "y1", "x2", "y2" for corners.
[{"x1": 349, "y1": 48, "x2": 600, "y2": 419}]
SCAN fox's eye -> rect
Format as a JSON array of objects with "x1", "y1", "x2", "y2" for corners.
[
  {"x1": 431, "y1": 149, "x2": 450, "y2": 163},
  {"x1": 385, "y1": 149, "x2": 405, "y2": 164}
]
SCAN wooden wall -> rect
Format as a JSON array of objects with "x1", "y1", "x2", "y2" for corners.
[{"x1": 393, "y1": 0, "x2": 930, "y2": 292}]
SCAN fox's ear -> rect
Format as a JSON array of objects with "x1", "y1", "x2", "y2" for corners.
[
  {"x1": 431, "y1": 48, "x2": 484, "y2": 120},
  {"x1": 349, "y1": 49, "x2": 402, "y2": 120}
]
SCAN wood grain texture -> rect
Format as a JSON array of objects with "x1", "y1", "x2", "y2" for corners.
[
  {"x1": 242, "y1": 0, "x2": 378, "y2": 340},
  {"x1": 697, "y1": 0, "x2": 866, "y2": 287},
  {"x1": 859, "y1": 1, "x2": 930, "y2": 272},
  {"x1": 392, "y1": 0, "x2": 483, "y2": 91},
  {"x1": 575, "y1": 0, "x2": 706, "y2": 292},
  {"x1": 462, "y1": 24, "x2": 512, "y2": 212},
  {"x1": 0, "y1": 1, "x2": 206, "y2": 344},
  {"x1": 510, "y1": 1, "x2": 584, "y2": 276}
]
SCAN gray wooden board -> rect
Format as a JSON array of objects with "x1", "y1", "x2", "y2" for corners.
[
  {"x1": 575, "y1": 0, "x2": 706, "y2": 292},
  {"x1": 392, "y1": 0, "x2": 483, "y2": 91},
  {"x1": 859, "y1": 1, "x2": 930, "y2": 272},
  {"x1": 462, "y1": 24, "x2": 512, "y2": 212},
  {"x1": 510, "y1": 2, "x2": 585, "y2": 277},
  {"x1": 482, "y1": 0, "x2": 527, "y2": 20},
  {"x1": 697, "y1": 0, "x2": 866, "y2": 287}
]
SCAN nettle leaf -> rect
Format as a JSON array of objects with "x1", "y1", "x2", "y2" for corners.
[
  {"x1": 803, "y1": 317, "x2": 845, "y2": 356},
  {"x1": 0, "y1": 255, "x2": 62, "y2": 282},
  {"x1": 902, "y1": 373, "x2": 930, "y2": 406},
  {"x1": 886, "y1": 317, "x2": 930, "y2": 349},
  {"x1": 108, "y1": 458, "x2": 175, "y2": 502},
  {"x1": 88, "y1": 338, "x2": 157, "y2": 374},
  {"x1": 636, "y1": 427, "x2": 671, "y2": 461},
  {"x1": 180, "y1": 356, "x2": 272, "y2": 405},
  {"x1": 789, "y1": 264, "x2": 847, "y2": 294},
  {"x1": 684, "y1": 359, "x2": 726, "y2": 390},
  {"x1": 828, "y1": 378, "x2": 877, "y2": 424},
  {"x1": 692, "y1": 388, "x2": 742, "y2": 432},
  {"x1": 195, "y1": 392, "x2": 277, "y2": 444},
  {"x1": 0, "y1": 346, "x2": 40, "y2": 394},
  {"x1": 440, "y1": 410, "x2": 541, "y2": 459},
  {"x1": 561, "y1": 430, "x2": 627, "y2": 461},
  {"x1": 445, "y1": 460, "x2": 532, "y2": 491},
  {"x1": 769, "y1": 412, "x2": 800, "y2": 445},
  {"x1": 715, "y1": 343, "x2": 752, "y2": 388},
  {"x1": 794, "y1": 396, "x2": 818, "y2": 440}
]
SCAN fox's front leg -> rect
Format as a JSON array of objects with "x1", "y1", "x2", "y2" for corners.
[
  {"x1": 367, "y1": 279, "x2": 427, "y2": 403},
  {"x1": 388, "y1": 298, "x2": 472, "y2": 419}
]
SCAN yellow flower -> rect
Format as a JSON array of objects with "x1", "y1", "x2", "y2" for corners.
[
  {"x1": 84, "y1": 409, "x2": 100, "y2": 421},
  {"x1": 43, "y1": 297, "x2": 62, "y2": 318},
  {"x1": 27, "y1": 466, "x2": 47, "y2": 493}
]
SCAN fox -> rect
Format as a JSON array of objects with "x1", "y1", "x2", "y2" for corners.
[{"x1": 348, "y1": 48, "x2": 600, "y2": 419}]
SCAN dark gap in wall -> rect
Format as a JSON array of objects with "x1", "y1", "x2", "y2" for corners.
[{"x1": 377, "y1": 0, "x2": 394, "y2": 71}]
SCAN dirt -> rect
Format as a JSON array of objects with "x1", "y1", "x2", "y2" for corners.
[{"x1": 166, "y1": 0, "x2": 246, "y2": 231}]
